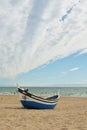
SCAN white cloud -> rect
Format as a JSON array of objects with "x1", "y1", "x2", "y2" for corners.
[
  {"x1": 69, "y1": 67, "x2": 80, "y2": 72},
  {"x1": 61, "y1": 72, "x2": 67, "y2": 75},
  {"x1": 0, "y1": 0, "x2": 87, "y2": 78},
  {"x1": 79, "y1": 48, "x2": 87, "y2": 55}
]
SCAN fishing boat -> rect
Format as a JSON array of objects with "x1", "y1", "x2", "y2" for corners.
[{"x1": 17, "y1": 87, "x2": 59, "y2": 109}]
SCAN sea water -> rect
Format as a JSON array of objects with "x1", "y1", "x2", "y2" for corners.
[{"x1": 0, "y1": 86, "x2": 87, "y2": 97}]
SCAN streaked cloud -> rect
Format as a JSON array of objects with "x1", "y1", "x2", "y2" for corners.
[
  {"x1": 69, "y1": 67, "x2": 80, "y2": 72},
  {"x1": 0, "y1": 0, "x2": 87, "y2": 78}
]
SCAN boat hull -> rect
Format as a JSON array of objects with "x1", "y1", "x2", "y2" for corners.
[{"x1": 21, "y1": 100, "x2": 56, "y2": 109}]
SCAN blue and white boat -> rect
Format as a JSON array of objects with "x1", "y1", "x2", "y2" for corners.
[{"x1": 18, "y1": 87, "x2": 59, "y2": 109}]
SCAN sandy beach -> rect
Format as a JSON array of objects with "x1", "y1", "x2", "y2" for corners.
[{"x1": 0, "y1": 95, "x2": 87, "y2": 130}]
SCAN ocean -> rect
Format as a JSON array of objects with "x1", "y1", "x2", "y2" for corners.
[{"x1": 0, "y1": 86, "x2": 87, "y2": 97}]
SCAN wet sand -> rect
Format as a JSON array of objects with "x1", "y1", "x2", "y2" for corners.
[{"x1": 0, "y1": 95, "x2": 87, "y2": 130}]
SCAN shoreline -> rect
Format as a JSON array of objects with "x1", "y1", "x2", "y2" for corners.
[{"x1": 0, "y1": 94, "x2": 87, "y2": 98}]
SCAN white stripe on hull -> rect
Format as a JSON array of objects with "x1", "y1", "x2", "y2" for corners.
[{"x1": 19, "y1": 93, "x2": 57, "y2": 105}]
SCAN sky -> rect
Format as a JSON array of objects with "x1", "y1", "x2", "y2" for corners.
[{"x1": 0, "y1": 0, "x2": 87, "y2": 86}]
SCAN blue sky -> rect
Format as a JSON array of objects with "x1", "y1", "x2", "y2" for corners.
[
  {"x1": 0, "y1": 53, "x2": 87, "y2": 86},
  {"x1": 0, "y1": 0, "x2": 87, "y2": 86},
  {"x1": 16, "y1": 53, "x2": 87, "y2": 86}
]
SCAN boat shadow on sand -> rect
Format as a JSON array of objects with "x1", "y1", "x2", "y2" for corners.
[{"x1": 3, "y1": 106, "x2": 56, "y2": 110}]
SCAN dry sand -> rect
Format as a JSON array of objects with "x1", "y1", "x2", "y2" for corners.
[{"x1": 0, "y1": 95, "x2": 87, "y2": 130}]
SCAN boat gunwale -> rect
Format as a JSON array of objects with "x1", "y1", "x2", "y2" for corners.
[{"x1": 18, "y1": 88, "x2": 58, "y2": 104}]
